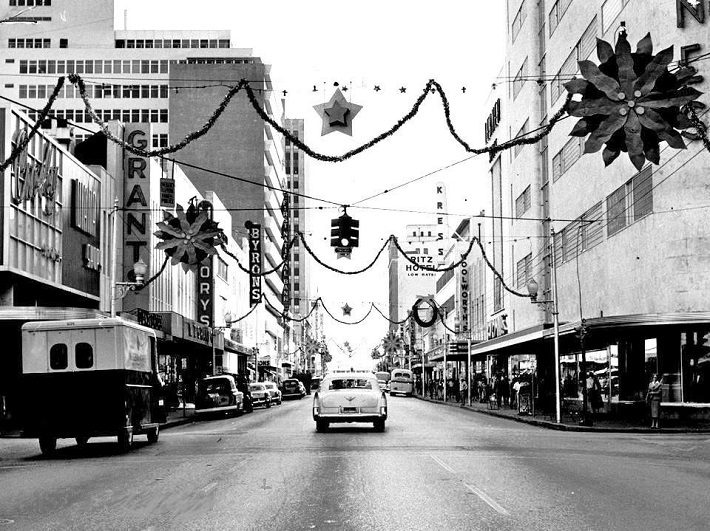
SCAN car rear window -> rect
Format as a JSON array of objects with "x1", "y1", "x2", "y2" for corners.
[
  {"x1": 284, "y1": 381, "x2": 298, "y2": 388},
  {"x1": 328, "y1": 378, "x2": 372, "y2": 390}
]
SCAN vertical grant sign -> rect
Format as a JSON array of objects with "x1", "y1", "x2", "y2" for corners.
[
  {"x1": 246, "y1": 221, "x2": 262, "y2": 306},
  {"x1": 123, "y1": 125, "x2": 152, "y2": 312}
]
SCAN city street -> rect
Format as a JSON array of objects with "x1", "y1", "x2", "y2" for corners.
[{"x1": 1, "y1": 397, "x2": 709, "y2": 531}]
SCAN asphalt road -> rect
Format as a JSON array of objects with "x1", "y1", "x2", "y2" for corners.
[{"x1": 1, "y1": 396, "x2": 709, "y2": 531}]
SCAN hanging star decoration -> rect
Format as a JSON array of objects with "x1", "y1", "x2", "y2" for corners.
[
  {"x1": 374, "y1": 85, "x2": 381, "y2": 92},
  {"x1": 564, "y1": 31, "x2": 702, "y2": 170},
  {"x1": 154, "y1": 203, "x2": 224, "y2": 272},
  {"x1": 313, "y1": 88, "x2": 363, "y2": 136},
  {"x1": 382, "y1": 331, "x2": 404, "y2": 355},
  {"x1": 399, "y1": 87, "x2": 407, "y2": 93},
  {"x1": 341, "y1": 303, "x2": 353, "y2": 316}
]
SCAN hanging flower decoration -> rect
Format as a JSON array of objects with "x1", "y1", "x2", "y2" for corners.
[
  {"x1": 382, "y1": 331, "x2": 404, "y2": 355},
  {"x1": 304, "y1": 338, "x2": 321, "y2": 356},
  {"x1": 564, "y1": 32, "x2": 702, "y2": 170},
  {"x1": 154, "y1": 204, "x2": 225, "y2": 272}
]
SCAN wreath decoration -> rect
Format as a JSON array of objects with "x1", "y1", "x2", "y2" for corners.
[
  {"x1": 154, "y1": 203, "x2": 225, "y2": 272},
  {"x1": 564, "y1": 32, "x2": 702, "y2": 170},
  {"x1": 412, "y1": 298, "x2": 438, "y2": 328}
]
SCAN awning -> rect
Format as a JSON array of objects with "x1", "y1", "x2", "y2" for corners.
[{"x1": 468, "y1": 324, "x2": 548, "y2": 357}]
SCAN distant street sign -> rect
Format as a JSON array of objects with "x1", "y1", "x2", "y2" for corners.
[{"x1": 447, "y1": 341, "x2": 468, "y2": 354}]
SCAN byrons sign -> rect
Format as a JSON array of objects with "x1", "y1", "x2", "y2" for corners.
[{"x1": 246, "y1": 221, "x2": 262, "y2": 306}]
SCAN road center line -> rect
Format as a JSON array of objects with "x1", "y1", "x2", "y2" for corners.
[
  {"x1": 430, "y1": 454, "x2": 509, "y2": 516},
  {"x1": 464, "y1": 483, "x2": 510, "y2": 516}
]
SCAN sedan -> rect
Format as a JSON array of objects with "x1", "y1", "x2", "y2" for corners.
[
  {"x1": 248, "y1": 383, "x2": 272, "y2": 409},
  {"x1": 312, "y1": 372, "x2": 387, "y2": 432},
  {"x1": 263, "y1": 382, "x2": 282, "y2": 405}
]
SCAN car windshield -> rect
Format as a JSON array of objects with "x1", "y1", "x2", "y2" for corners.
[
  {"x1": 328, "y1": 378, "x2": 373, "y2": 390},
  {"x1": 284, "y1": 381, "x2": 298, "y2": 388},
  {"x1": 200, "y1": 380, "x2": 229, "y2": 393},
  {"x1": 250, "y1": 384, "x2": 265, "y2": 391}
]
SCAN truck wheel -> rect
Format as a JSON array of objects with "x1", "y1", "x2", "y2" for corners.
[
  {"x1": 117, "y1": 429, "x2": 133, "y2": 452},
  {"x1": 75, "y1": 436, "x2": 90, "y2": 447},
  {"x1": 374, "y1": 419, "x2": 386, "y2": 432},
  {"x1": 147, "y1": 426, "x2": 159, "y2": 444},
  {"x1": 39, "y1": 436, "x2": 57, "y2": 456},
  {"x1": 316, "y1": 420, "x2": 329, "y2": 432}
]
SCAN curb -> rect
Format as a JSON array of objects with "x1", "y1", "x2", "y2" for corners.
[{"x1": 415, "y1": 395, "x2": 710, "y2": 434}]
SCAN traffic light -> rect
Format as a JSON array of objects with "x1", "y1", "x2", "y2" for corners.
[{"x1": 330, "y1": 213, "x2": 360, "y2": 248}]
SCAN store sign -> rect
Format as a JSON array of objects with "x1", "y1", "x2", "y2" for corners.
[
  {"x1": 136, "y1": 308, "x2": 164, "y2": 331},
  {"x1": 487, "y1": 314, "x2": 508, "y2": 340},
  {"x1": 82, "y1": 243, "x2": 101, "y2": 271},
  {"x1": 160, "y1": 177, "x2": 175, "y2": 208},
  {"x1": 11, "y1": 128, "x2": 59, "y2": 216},
  {"x1": 197, "y1": 261, "x2": 213, "y2": 327},
  {"x1": 460, "y1": 260, "x2": 469, "y2": 335},
  {"x1": 281, "y1": 194, "x2": 291, "y2": 311},
  {"x1": 676, "y1": 0, "x2": 706, "y2": 28},
  {"x1": 71, "y1": 179, "x2": 99, "y2": 237},
  {"x1": 246, "y1": 221, "x2": 262, "y2": 306},
  {"x1": 124, "y1": 127, "x2": 150, "y2": 265},
  {"x1": 184, "y1": 319, "x2": 211, "y2": 345}
]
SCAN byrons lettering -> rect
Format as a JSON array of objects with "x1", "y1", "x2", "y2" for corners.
[{"x1": 247, "y1": 222, "x2": 262, "y2": 306}]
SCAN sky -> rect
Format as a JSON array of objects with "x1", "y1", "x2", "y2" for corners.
[{"x1": 114, "y1": 0, "x2": 507, "y2": 369}]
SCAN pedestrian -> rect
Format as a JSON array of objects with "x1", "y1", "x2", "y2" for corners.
[
  {"x1": 512, "y1": 377, "x2": 521, "y2": 409},
  {"x1": 646, "y1": 373, "x2": 662, "y2": 429},
  {"x1": 500, "y1": 375, "x2": 510, "y2": 407},
  {"x1": 589, "y1": 373, "x2": 603, "y2": 415},
  {"x1": 459, "y1": 378, "x2": 468, "y2": 407}
]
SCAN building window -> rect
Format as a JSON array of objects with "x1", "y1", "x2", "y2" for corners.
[
  {"x1": 516, "y1": 253, "x2": 532, "y2": 289},
  {"x1": 551, "y1": 17, "x2": 597, "y2": 103},
  {"x1": 606, "y1": 166, "x2": 653, "y2": 237},
  {"x1": 552, "y1": 136, "x2": 584, "y2": 182},
  {"x1": 515, "y1": 186, "x2": 531, "y2": 218},
  {"x1": 514, "y1": 119, "x2": 529, "y2": 157},
  {"x1": 511, "y1": 0, "x2": 527, "y2": 42},
  {"x1": 285, "y1": 152, "x2": 291, "y2": 174},
  {"x1": 579, "y1": 202, "x2": 604, "y2": 251},
  {"x1": 216, "y1": 257, "x2": 228, "y2": 281},
  {"x1": 292, "y1": 152, "x2": 299, "y2": 175},
  {"x1": 512, "y1": 57, "x2": 528, "y2": 100},
  {"x1": 601, "y1": 0, "x2": 631, "y2": 34},
  {"x1": 549, "y1": 0, "x2": 573, "y2": 38}
]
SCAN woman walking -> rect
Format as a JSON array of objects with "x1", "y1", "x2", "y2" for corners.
[{"x1": 646, "y1": 374, "x2": 662, "y2": 429}]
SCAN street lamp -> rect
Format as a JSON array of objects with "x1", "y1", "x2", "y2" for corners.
[
  {"x1": 111, "y1": 258, "x2": 148, "y2": 317},
  {"x1": 526, "y1": 277, "x2": 562, "y2": 424}
]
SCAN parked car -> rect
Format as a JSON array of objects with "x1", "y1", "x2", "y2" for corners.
[
  {"x1": 312, "y1": 372, "x2": 388, "y2": 432},
  {"x1": 248, "y1": 383, "x2": 272, "y2": 408},
  {"x1": 298, "y1": 381, "x2": 307, "y2": 396},
  {"x1": 263, "y1": 381, "x2": 282, "y2": 405},
  {"x1": 195, "y1": 375, "x2": 244, "y2": 417},
  {"x1": 282, "y1": 378, "x2": 306, "y2": 400},
  {"x1": 311, "y1": 376, "x2": 322, "y2": 391}
]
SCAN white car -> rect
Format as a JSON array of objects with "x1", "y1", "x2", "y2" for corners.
[
  {"x1": 263, "y1": 382, "x2": 282, "y2": 405},
  {"x1": 312, "y1": 372, "x2": 388, "y2": 432}
]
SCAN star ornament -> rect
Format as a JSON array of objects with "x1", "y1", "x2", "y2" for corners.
[
  {"x1": 154, "y1": 204, "x2": 224, "y2": 272},
  {"x1": 565, "y1": 32, "x2": 702, "y2": 170},
  {"x1": 313, "y1": 88, "x2": 362, "y2": 136},
  {"x1": 341, "y1": 303, "x2": 353, "y2": 316}
]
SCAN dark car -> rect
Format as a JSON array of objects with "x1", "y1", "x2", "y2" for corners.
[
  {"x1": 225, "y1": 372, "x2": 253, "y2": 413},
  {"x1": 282, "y1": 378, "x2": 306, "y2": 400},
  {"x1": 195, "y1": 375, "x2": 244, "y2": 418}
]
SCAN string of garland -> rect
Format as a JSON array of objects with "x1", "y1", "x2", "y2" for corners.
[
  {"x1": 0, "y1": 77, "x2": 66, "y2": 173},
  {"x1": 686, "y1": 104, "x2": 710, "y2": 154},
  {"x1": 471, "y1": 236, "x2": 530, "y2": 298},
  {"x1": 297, "y1": 231, "x2": 393, "y2": 275},
  {"x1": 70, "y1": 74, "x2": 249, "y2": 158},
  {"x1": 372, "y1": 304, "x2": 412, "y2": 326},
  {"x1": 263, "y1": 294, "x2": 320, "y2": 323},
  {"x1": 437, "y1": 308, "x2": 460, "y2": 335},
  {"x1": 320, "y1": 300, "x2": 376, "y2": 326},
  {"x1": 218, "y1": 234, "x2": 298, "y2": 277},
  {"x1": 227, "y1": 293, "x2": 264, "y2": 324},
  {"x1": 1, "y1": 75, "x2": 572, "y2": 173}
]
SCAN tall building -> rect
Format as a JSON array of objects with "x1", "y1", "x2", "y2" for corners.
[
  {"x1": 283, "y1": 117, "x2": 313, "y2": 372},
  {"x1": 474, "y1": 0, "x2": 710, "y2": 420},
  {"x1": 0, "y1": 0, "x2": 291, "y2": 372}
]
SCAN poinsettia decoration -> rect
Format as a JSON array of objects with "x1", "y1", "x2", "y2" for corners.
[
  {"x1": 382, "y1": 331, "x2": 404, "y2": 355},
  {"x1": 564, "y1": 32, "x2": 702, "y2": 170},
  {"x1": 154, "y1": 204, "x2": 224, "y2": 272}
]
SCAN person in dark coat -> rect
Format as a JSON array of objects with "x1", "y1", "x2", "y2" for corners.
[{"x1": 646, "y1": 373, "x2": 662, "y2": 428}]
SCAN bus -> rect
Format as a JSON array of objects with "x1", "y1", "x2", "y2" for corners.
[{"x1": 389, "y1": 369, "x2": 414, "y2": 396}]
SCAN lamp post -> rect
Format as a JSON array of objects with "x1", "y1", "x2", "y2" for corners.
[
  {"x1": 110, "y1": 257, "x2": 148, "y2": 317},
  {"x1": 526, "y1": 277, "x2": 561, "y2": 424},
  {"x1": 211, "y1": 311, "x2": 234, "y2": 376}
]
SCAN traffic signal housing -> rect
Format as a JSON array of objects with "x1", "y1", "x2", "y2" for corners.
[{"x1": 330, "y1": 213, "x2": 360, "y2": 248}]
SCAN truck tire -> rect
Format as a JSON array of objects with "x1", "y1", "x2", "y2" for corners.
[
  {"x1": 117, "y1": 429, "x2": 133, "y2": 452},
  {"x1": 39, "y1": 436, "x2": 57, "y2": 456},
  {"x1": 147, "y1": 426, "x2": 159, "y2": 444}
]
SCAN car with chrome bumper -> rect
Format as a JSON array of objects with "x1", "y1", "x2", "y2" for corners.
[
  {"x1": 248, "y1": 383, "x2": 272, "y2": 408},
  {"x1": 312, "y1": 372, "x2": 387, "y2": 432},
  {"x1": 195, "y1": 375, "x2": 244, "y2": 417}
]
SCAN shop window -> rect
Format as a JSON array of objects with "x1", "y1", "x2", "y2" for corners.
[
  {"x1": 50, "y1": 344, "x2": 68, "y2": 370},
  {"x1": 75, "y1": 342, "x2": 94, "y2": 369},
  {"x1": 681, "y1": 331, "x2": 710, "y2": 403}
]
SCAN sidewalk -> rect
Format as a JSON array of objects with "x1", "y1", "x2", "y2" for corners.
[{"x1": 415, "y1": 394, "x2": 710, "y2": 433}]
